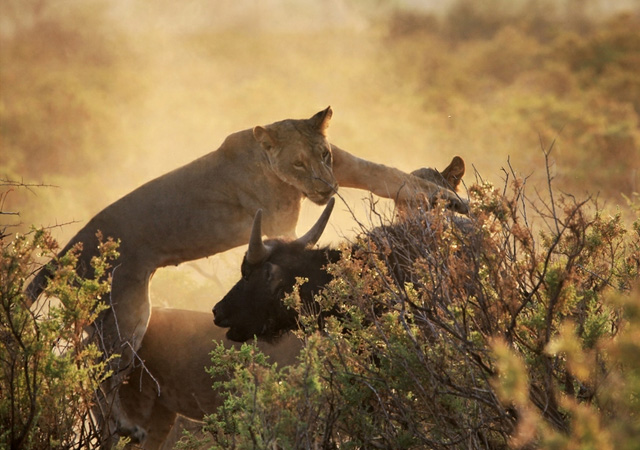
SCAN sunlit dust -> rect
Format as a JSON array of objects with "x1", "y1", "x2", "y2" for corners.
[{"x1": 2, "y1": 0, "x2": 638, "y2": 310}]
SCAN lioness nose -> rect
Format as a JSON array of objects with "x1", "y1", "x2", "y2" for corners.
[
  {"x1": 317, "y1": 183, "x2": 336, "y2": 197},
  {"x1": 316, "y1": 180, "x2": 337, "y2": 195}
]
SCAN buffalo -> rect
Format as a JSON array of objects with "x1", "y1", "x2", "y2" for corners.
[
  {"x1": 213, "y1": 157, "x2": 470, "y2": 342},
  {"x1": 213, "y1": 197, "x2": 340, "y2": 341}
]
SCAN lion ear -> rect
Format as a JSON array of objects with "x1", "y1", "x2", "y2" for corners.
[
  {"x1": 253, "y1": 126, "x2": 278, "y2": 152},
  {"x1": 441, "y1": 156, "x2": 466, "y2": 190},
  {"x1": 309, "y1": 106, "x2": 333, "y2": 135}
]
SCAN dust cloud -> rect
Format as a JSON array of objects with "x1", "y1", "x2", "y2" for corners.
[{"x1": 2, "y1": 0, "x2": 638, "y2": 309}]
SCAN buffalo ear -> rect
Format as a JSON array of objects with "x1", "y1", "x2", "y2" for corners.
[
  {"x1": 309, "y1": 106, "x2": 333, "y2": 136},
  {"x1": 265, "y1": 262, "x2": 284, "y2": 294},
  {"x1": 441, "y1": 156, "x2": 465, "y2": 190},
  {"x1": 254, "y1": 126, "x2": 278, "y2": 152}
]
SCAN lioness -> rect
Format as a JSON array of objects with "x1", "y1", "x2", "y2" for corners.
[
  {"x1": 25, "y1": 107, "x2": 467, "y2": 443},
  {"x1": 118, "y1": 156, "x2": 467, "y2": 449}
]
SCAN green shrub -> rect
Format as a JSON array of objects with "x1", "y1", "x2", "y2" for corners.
[{"x1": 0, "y1": 228, "x2": 119, "y2": 449}]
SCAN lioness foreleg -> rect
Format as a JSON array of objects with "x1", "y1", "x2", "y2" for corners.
[
  {"x1": 330, "y1": 145, "x2": 469, "y2": 214},
  {"x1": 92, "y1": 264, "x2": 154, "y2": 447}
]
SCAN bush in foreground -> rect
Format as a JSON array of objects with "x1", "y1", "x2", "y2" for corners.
[
  {"x1": 0, "y1": 229, "x2": 119, "y2": 449},
  {"x1": 190, "y1": 164, "x2": 639, "y2": 449}
]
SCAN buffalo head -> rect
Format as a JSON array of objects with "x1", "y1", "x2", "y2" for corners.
[{"x1": 213, "y1": 198, "x2": 337, "y2": 342}]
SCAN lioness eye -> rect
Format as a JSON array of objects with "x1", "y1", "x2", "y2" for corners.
[{"x1": 294, "y1": 161, "x2": 304, "y2": 169}]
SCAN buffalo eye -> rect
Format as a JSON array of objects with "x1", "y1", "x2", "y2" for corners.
[
  {"x1": 322, "y1": 149, "x2": 331, "y2": 164},
  {"x1": 241, "y1": 262, "x2": 252, "y2": 280}
]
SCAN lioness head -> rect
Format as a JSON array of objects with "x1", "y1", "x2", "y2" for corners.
[
  {"x1": 396, "y1": 156, "x2": 467, "y2": 220},
  {"x1": 253, "y1": 107, "x2": 338, "y2": 205},
  {"x1": 411, "y1": 156, "x2": 465, "y2": 192}
]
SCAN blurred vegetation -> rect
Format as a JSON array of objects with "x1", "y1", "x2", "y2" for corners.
[
  {"x1": 2, "y1": 0, "x2": 638, "y2": 309},
  {"x1": 187, "y1": 161, "x2": 640, "y2": 449},
  {"x1": 2, "y1": 0, "x2": 637, "y2": 211},
  {"x1": 0, "y1": 1, "x2": 140, "y2": 179},
  {"x1": 380, "y1": 1, "x2": 640, "y2": 202}
]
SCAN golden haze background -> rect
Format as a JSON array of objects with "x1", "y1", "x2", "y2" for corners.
[{"x1": 1, "y1": 0, "x2": 639, "y2": 310}]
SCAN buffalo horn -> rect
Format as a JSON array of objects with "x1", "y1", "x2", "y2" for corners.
[
  {"x1": 246, "y1": 209, "x2": 270, "y2": 264},
  {"x1": 295, "y1": 197, "x2": 335, "y2": 248}
]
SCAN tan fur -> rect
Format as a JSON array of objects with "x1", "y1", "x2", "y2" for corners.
[
  {"x1": 395, "y1": 156, "x2": 466, "y2": 221},
  {"x1": 118, "y1": 308, "x2": 302, "y2": 450},
  {"x1": 25, "y1": 107, "x2": 466, "y2": 442},
  {"x1": 411, "y1": 155, "x2": 466, "y2": 191}
]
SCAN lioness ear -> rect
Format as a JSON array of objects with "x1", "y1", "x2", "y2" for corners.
[
  {"x1": 253, "y1": 126, "x2": 278, "y2": 152},
  {"x1": 441, "y1": 156, "x2": 466, "y2": 190},
  {"x1": 309, "y1": 106, "x2": 333, "y2": 135}
]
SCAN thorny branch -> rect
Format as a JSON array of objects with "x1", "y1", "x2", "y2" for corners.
[{"x1": 1, "y1": 178, "x2": 60, "y2": 239}]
